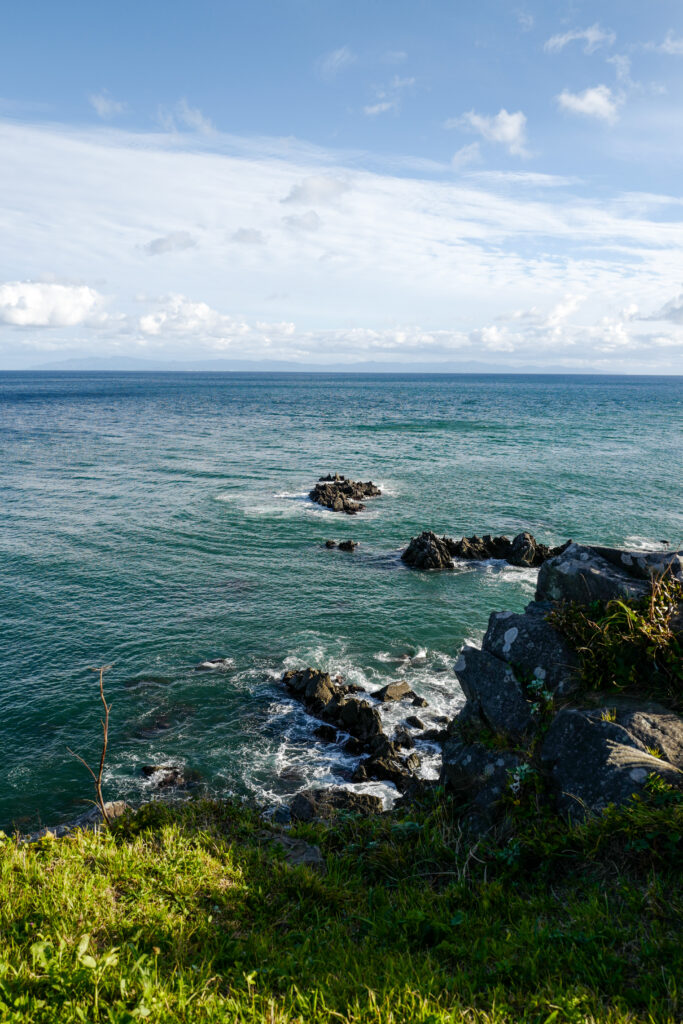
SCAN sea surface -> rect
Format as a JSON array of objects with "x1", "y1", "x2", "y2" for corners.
[{"x1": 1, "y1": 371, "x2": 681, "y2": 831}]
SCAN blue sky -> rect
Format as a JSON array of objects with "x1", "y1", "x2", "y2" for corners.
[{"x1": 1, "y1": 0, "x2": 683, "y2": 370}]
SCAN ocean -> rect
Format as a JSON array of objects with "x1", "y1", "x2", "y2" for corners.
[{"x1": 1, "y1": 371, "x2": 681, "y2": 831}]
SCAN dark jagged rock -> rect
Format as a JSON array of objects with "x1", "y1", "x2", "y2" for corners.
[
  {"x1": 418, "y1": 728, "x2": 448, "y2": 743},
  {"x1": 401, "y1": 531, "x2": 455, "y2": 570},
  {"x1": 338, "y1": 539, "x2": 358, "y2": 551},
  {"x1": 410, "y1": 693, "x2": 429, "y2": 708},
  {"x1": 352, "y1": 754, "x2": 418, "y2": 792},
  {"x1": 541, "y1": 707, "x2": 683, "y2": 819},
  {"x1": 537, "y1": 542, "x2": 683, "y2": 605},
  {"x1": 313, "y1": 724, "x2": 338, "y2": 743},
  {"x1": 440, "y1": 738, "x2": 523, "y2": 823},
  {"x1": 282, "y1": 667, "x2": 337, "y2": 715},
  {"x1": 402, "y1": 530, "x2": 569, "y2": 570},
  {"x1": 324, "y1": 539, "x2": 337, "y2": 548},
  {"x1": 373, "y1": 680, "x2": 412, "y2": 702},
  {"x1": 290, "y1": 787, "x2": 383, "y2": 822},
  {"x1": 310, "y1": 474, "x2": 381, "y2": 515},
  {"x1": 405, "y1": 715, "x2": 425, "y2": 730},
  {"x1": 394, "y1": 728, "x2": 415, "y2": 750},
  {"x1": 454, "y1": 645, "x2": 533, "y2": 740},
  {"x1": 482, "y1": 602, "x2": 579, "y2": 696},
  {"x1": 194, "y1": 657, "x2": 233, "y2": 671}
]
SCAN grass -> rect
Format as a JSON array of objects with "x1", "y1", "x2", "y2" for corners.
[{"x1": 1, "y1": 788, "x2": 681, "y2": 1023}]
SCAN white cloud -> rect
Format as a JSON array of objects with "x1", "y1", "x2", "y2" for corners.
[
  {"x1": 89, "y1": 91, "x2": 126, "y2": 119},
  {"x1": 364, "y1": 101, "x2": 395, "y2": 117},
  {"x1": 557, "y1": 85, "x2": 620, "y2": 123},
  {"x1": 1, "y1": 119, "x2": 683, "y2": 371},
  {"x1": 142, "y1": 231, "x2": 197, "y2": 255},
  {"x1": 232, "y1": 228, "x2": 266, "y2": 245},
  {"x1": 282, "y1": 175, "x2": 350, "y2": 204},
  {"x1": 454, "y1": 108, "x2": 529, "y2": 157},
  {"x1": 158, "y1": 98, "x2": 213, "y2": 134},
  {"x1": 451, "y1": 142, "x2": 481, "y2": 170},
  {"x1": 657, "y1": 31, "x2": 683, "y2": 56},
  {"x1": 281, "y1": 211, "x2": 321, "y2": 232},
  {"x1": 0, "y1": 282, "x2": 104, "y2": 326},
  {"x1": 641, "y1": 292, "x2": 683, "y2": 323},
  {"x1": 317, "y1": 46, "x2": 356, "y2": 79},
  {"x1": 516, "y1": 10, "x2": 534, "y2": 32},
  {"x1": 544, "y1": 23, "x2": 616, "y2": 55}
]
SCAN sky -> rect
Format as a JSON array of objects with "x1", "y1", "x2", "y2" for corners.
[{"x1": 1, "y1": 0, "x2": 683, "y2": 371}]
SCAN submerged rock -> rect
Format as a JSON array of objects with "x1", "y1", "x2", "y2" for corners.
[
  {"x1": 338, "y1": 539, "x2": 358, "y2": 551},
  {"x1": 310, "y1": 474, "x2": 381, "y2": 515}
]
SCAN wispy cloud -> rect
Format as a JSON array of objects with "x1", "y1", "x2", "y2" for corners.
[
  {"x1": 142, "y1": 231, "x2": 197, "y2": 256},
  {"x1": 89, "y1": 91, "x2": 126, "y2": 119},
  {"x1": 451, "y1": 142, "x2": 481, "y2": 170},
  {"x1": 158, "y1": 98, "x2": 214, "y2": 134},
  {"x1": 451, "y1": 108, "x2": 529, "y2": 157},
  {"x1": 364, "y1": 100, "x2": 395, "y2": 117},
  {"x1": 557, "y1": 85, "x2": 621, "y2": 123},
  {"x1": 655, "y1": 31, "x2": 683, "y2": 55},
  {"x1": 1, "y1": 119, "x2": 683, "y2": 370},
  {"x1": 544, "y1": 23, "x2": 616, "y2": 55},
  {"x1": 363, "y1": 75, "x2": 415, "y2": 118},
  {"x1": 317, "y1": 46, "x2": 356, "y2": 79},
  {"x1": 515, "y1": 10, "x2": 534, "y2": 32}
]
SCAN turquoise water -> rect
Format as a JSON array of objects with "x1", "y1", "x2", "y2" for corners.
[{"x1": 1, "y1": 372, "x2": 681, "y2": 830}]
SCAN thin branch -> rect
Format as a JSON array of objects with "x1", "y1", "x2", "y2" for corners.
[{"x1": 69, "y1": 664, "x2": 114, "y2": 827}]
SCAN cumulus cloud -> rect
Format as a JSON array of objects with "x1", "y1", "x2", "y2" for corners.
[
  {"x1": 544, "y1": 23, "x2": 616, "y2": 54},
  {"x1": 136, "y1": 293, "x2": 295, "y2": 351},
  {"x1": 232, "y1": 228, "x2": 266, "y2": 245},
  {"x1": 557, "y1": 85, "x2": 620, "y2": 123},
  {"x1": 281, "y1": 175, "x2": 350, "y2": 205},
  {"x1": 317, "y1": 46, "x2": 356, "y2": 79},
  {"x1": 453, "y1": 108, "x2": 529, "y2": 157},
  {"x1": 0, "y1": 282, "x2": 104, "y2": 327},
  {"x1": 89, "y1": 91, "x2": 126, "y2": 119},
  {"x1": 142, "y1": 231, "x2": 197, "y2": 256},
  {"x1": 281, "y1": 211, "x2": 321, "y2": 232}
]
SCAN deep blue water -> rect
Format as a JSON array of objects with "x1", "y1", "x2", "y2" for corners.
[{"x1": 1, "y1": 372, "x2": 681, "y2": 830}]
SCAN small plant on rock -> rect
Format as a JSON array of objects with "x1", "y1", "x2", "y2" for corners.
[{"x1": 67, "y1": 664, "x2": 114, "y2": 826}]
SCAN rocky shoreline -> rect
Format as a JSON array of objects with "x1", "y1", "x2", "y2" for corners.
[{"x1": 18, "y1": 523, "x2": 682, "y2": 840}]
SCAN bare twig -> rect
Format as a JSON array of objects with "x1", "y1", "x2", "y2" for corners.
[{"x1": 68, "y1": 664, "x2": 114, "y2": 826}]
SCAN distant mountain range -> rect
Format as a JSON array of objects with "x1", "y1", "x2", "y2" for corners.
[{"x1": 8, "y1": 355, "x2": 609, "y2": 374}]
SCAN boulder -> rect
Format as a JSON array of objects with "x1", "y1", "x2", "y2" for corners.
[
  {"x1": 373, "y1": 680, "x2": 412, "y2": 702},
  {"x1": 338, "y1": 539, "x2": 358, "y2": 552},
  {"x1": 590, "y1": 546, "x2": 683, "y2": 583},
  {"x1": 541, "y1": 707, "x2": 683, "y2": 819},
  {"x1": 332, "y1": 697, "x2": 384, "y2": 743},
  {"x1": 394, "y1": 728, "x2": 415, "y2": 750},
  {"x1": 440, "y1": 737, "x2": 523, "y2": 818},
  {"x1": 454, "y1": 645, "x2": 533, "y2": 739},
  {"x1": 401, "y1": 531, "x2": 455, "y2": 570},
  {"x1": 324, "y1": 540, "x2": 337, "y2": 548},
  {"x1": 141, "y1": 764, "x2": 199, "y2": 789},
  {"x1": 310, "y1": 476, "x2": 381, "y2": 515},
  {"x1": 406, "y1": 715, "x2": 425, "y2": 730},
  {"x1": 481, "y1": 602, "x2": 579, "y2": 696},
  {"x1": 536, "y1": 543, "x2": 651, "y2": 605},
  {"x1": 313, "y1": 724, "x2": 338, "y2": 743},
  {"x1": 282, "y1": 668, "x2": 337, "y2": 715},
  {"x1": 352, "y1": 753, "x2": 418, "y2": 791},
  {"x1": 450, "y1": 533, "x2": 569, "y2": 567},
  {"x1": 289, "y1": 787, "x2": 383, "y2": 822}
]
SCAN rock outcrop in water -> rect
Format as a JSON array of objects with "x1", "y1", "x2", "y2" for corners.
[
  {"x1": 281, "y1": 667, "x2": 425, "y2": 794},
  {"x1": 401, "y1": 530, "x2": 569, "y2": 570},
  {"x1": 310, "y1": 474, "x2": 381, "y2": 514},
  {"x1": 440, "y1": 542, "x2": 683, "y2": 824}
]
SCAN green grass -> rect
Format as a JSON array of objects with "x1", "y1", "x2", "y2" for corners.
[{"x1": 1, "y1": 790, "x2": 681, "y2": 1023}]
